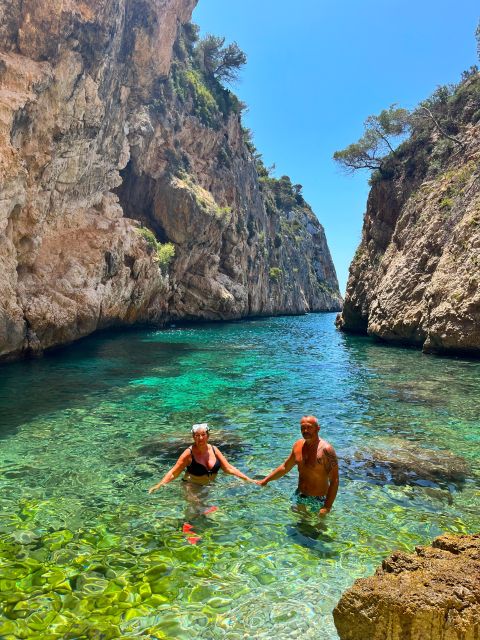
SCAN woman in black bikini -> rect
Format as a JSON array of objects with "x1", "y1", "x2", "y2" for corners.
[{"x1": 148, "y1": 423, "x2": 256, "y2": 492}]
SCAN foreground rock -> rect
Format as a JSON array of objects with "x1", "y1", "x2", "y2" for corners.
[
  {"x1": 337, "y1": 74, "x2": 480, "y2": 356},
  {"x1": 0, "y1": 1, "x2": 341, "y2": 361},
  {"x1": 333, "y1": 533, "x2": 480, "y2": 640}
]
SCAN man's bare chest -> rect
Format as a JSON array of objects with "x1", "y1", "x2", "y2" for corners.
[{"x1": 297, "y1": 444, "x2": 328, "y2": 470}]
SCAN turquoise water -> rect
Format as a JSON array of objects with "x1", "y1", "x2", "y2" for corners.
[{"x1": 0, "y1": 314, "x2": 479, "y2": 639}]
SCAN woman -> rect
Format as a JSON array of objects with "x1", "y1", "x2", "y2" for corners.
[{"x1": 148, "y1": 423, "x2": 256, "y2": 492}]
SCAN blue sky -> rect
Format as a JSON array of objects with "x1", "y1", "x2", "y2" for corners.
[{"x1": 192, "y1": 1, "x2": 479, "y2": 294}]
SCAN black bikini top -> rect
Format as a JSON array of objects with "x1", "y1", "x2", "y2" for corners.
[{"x1": 186, "y1": 446, "x2": 221, "y2": 477}]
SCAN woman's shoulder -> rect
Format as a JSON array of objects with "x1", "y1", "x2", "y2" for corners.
[{"x1": 211, "y1": 444, "x2": 224, "y2": 457}]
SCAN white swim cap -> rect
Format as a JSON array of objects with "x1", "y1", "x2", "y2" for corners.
[{"x1": 191, "y1": 423, "x2": 209, "y2": 434}]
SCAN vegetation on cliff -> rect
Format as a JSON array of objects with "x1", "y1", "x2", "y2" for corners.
[
  {"x1": 144, "y1": 21, "x2": 342, "y2": 313},
  {"x1": 135, "y1": 227, "x2": 175, "y2": 274},
  {"x1": 333, "y1": 29, "x2": 480, "y2": 185},
  {"x1": 164, "y1": 22, "x2": 323, "y2": 222},
  {"x1": 335, "y1": 25, "x2": 480, "y2": 354},
  {"x1": 159, "y1": 24, "x2": 246, "y2": 128},
  {"x1": 333, "y1": 105, "x2": 411, "y2": 173}
]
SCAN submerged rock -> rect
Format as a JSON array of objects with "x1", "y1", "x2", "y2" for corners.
[
  {"x1": 346, "y1": 438, "x2": 470, "y2": 489},
  {"x1": 137, "y1": 429, "x2": 248, "y2": 463},
  {"x1": 333, "y1": 533, "x2": 480, "y2": 640}
]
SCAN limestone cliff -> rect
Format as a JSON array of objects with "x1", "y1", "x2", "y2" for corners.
[
  {"x1": 0, "y1": 1, "x2": 341, "y2": 361},
  {"x1": 333, "y1": 533, "x2": 480, "y2": 640},
  {"x1": 337, "y1": 75, "x2": 480, "y2": 355}
]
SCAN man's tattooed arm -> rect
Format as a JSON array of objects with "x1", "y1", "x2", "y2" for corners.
[
  {"x1": 318, "y1": 444, "x2": 339, "y2": 474},
  {"x1": 324, "y1": 447, "x2": 338, "y2": 475}
]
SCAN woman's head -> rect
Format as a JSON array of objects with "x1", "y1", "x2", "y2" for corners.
[{"x1": 191, "y1": 423, "x2": 209, "y2": 443}]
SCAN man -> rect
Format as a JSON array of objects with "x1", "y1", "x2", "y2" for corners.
[{"x1": 259, "y1": 415, "x2": 339, "y2": 515}]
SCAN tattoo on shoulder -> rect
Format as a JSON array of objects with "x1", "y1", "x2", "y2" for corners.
[{"x1": 318, "y1": 446, "x2": 338, "y2": 473}]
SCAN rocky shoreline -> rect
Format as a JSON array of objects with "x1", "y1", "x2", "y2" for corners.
[{"x1": 333, "y1": 533, "x2": 480, "y2": 640}]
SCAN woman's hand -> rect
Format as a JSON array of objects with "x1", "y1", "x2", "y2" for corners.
[
  {"x1": 148, "y1": 484, "x2": 161, "y2": 494},
  {"x1": 148, "y1": 449, "x2": 191, "y2": 493},
  {"x1": 319, "y1": 507, "x2": 331, "y2": 516}
]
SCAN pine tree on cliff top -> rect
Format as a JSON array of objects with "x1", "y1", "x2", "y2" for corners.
[{"x1": 196, "y1": 35, "x2": 247, "y2": 84}]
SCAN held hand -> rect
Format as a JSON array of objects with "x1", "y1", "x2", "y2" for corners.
[
  {"x1": 257, "y1": 478, "x2": 268, "y2": 487},
  {"x1": 319, "y1": 507, "x2": 331, "y2": 516},
  {"x1": 148, "y1": 484, "x2": 160, "y2": 494}
]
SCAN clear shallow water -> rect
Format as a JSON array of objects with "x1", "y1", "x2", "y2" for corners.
[{"x1": 0, "y1": 314, "x2": 479, "y2": 639}]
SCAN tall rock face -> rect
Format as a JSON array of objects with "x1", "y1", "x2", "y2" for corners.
[
  {"x1": 0, "y1": 1, "x2": 341, "y2": 361},
  {"x1": 337, "y1": 75, "x2": 480, "y2": 355}
]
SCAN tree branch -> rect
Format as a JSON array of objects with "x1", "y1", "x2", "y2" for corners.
[{"x1": 418, "y1": 106, "x2": 465, "y2": 148}]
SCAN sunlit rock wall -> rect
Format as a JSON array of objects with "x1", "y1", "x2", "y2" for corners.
[
  {"x1": 337, "y1": 75, "x2": 480, "y2": 356},
  {"x1": 0, "y1": 0, "x2": 341, "y2": 361}
]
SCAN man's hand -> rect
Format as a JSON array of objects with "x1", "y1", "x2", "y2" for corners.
[
  {"x1": 319, "y1": 507, "x2": 331, "y2": 516},
  {"x1": 256, "y1": 478, "x2": 268, "y2": 486}
]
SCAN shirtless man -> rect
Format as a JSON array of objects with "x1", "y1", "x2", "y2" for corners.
[{"x1": 258, "y1": 415, "x2": 339, "y2": 515}]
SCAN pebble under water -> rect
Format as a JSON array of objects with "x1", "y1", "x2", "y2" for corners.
[{"x1": 0, "y1": 313, "x2": 479, "y2": 639}]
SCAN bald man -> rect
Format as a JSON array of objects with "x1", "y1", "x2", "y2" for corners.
[{"x1": 259, "y1": 415, "x2": 339, "y2": 515}]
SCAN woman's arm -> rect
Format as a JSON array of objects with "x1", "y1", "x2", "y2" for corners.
[
  {"x1": 215, "y1": 448, "x2": 257, "y2": 484},
  {"x1": 148, "y1": 449, "x2": 191, "y2": 493}
]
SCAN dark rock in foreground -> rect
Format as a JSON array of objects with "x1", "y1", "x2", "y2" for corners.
[{"x1": 333, "y1": 533, "x2": 480, "y2": 640}]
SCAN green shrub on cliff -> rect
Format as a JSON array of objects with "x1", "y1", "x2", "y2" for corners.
[
  {"x1": 242, "y1": 127, "x2": 256, "y2": 154},
  {"x1": 156, "y1": 242, "x2": 175, "y2": 269},
  {"x1": 216, "y1": 206, "x2": 232, "y2": 217},
  {"x1": 136, "y1": 227, "x2": 158, "y2": 250},
  {"x1": 439, "y1": 197, "x2": 453, "y2": 211},
  {"x1": 261, "y1": 175, "x2": 306, "y2": 210},
  {"x1": 269, "y1": 267, "x2": 283, "y2": 281},
  {"x1": 172, "y1": 68, "x2": 218, "y2": 126},
  {"x1": 170, "y1": 31, "x2": 246, "y2": 128},
  {"x1": 333, "y1": 105, "x2": 411, "y2": 173},
  {"x1": 135, "y1": 227, "x2": 175, "y2": 273},
  {"x1": 185, "y1": 69, "x2": 218, "y2": 125}
]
